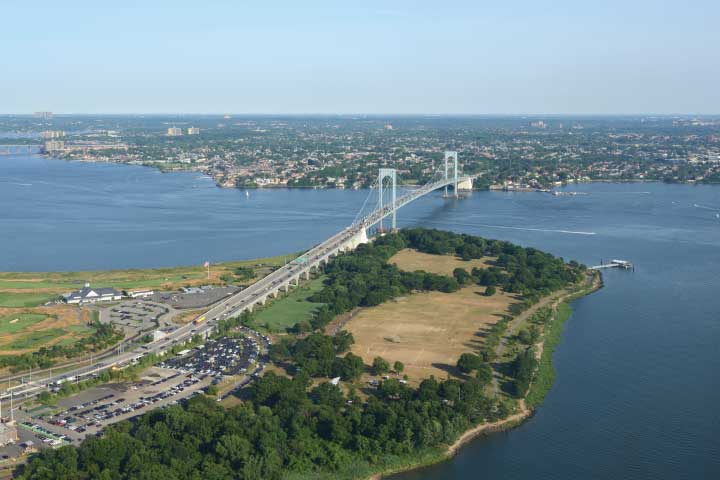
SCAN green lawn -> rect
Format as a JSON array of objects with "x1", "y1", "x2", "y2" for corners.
[
  {"x1": 0, "y1": 280, "x2": 78, "y2": 290},
  {"x1": 0, "y1": 292, "x2": 57, "y2": 307},
  {"x1": 0, "y1": 313, "x2": 49, "y2": 335},
  {"x1": 253, "y1": 276, "x2": 326, "y2": 333},
  {"x1": 64, "y1": 324, "x2": 93, "y2": 334},
  {"x1": 7, "y1": 328, "x2": 67, "y2": 350}
]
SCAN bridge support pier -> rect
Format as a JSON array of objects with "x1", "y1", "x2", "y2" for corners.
[
  {"x1": 444, "y1": 151, "x2": 459, "y2": 198},
  {"x1": 457, "y1": 177, "x2": 473, "y2": 191},
  {"x1": 378, "y1": 168, "x2": 397, "y2": 232},
  {"x1": 346, "y1": 227, "x2": 369, "y2": 250}
]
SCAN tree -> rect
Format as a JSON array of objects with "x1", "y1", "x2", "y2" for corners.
[
  {"x1": 484, "y1": 285, "x2": 497, "y2": 296},
  {"x1": 372, "y1": 356, "x2": 390, "y2": 376},
  {"x1": 452, "y1": 267, "x2": 472, "y2": 285},
  {"x1": 333, "y1": 331, "x2": 355, "y2": 353},
  {"x1": 393, "y1": 360, "x2": 404, "y2": 374},
  {"x1": 457, "y1": 353, "x2": 483, "y2": 374},
  {"x1": 475, "y1": 363, "x2": 493, "y2": 385}
]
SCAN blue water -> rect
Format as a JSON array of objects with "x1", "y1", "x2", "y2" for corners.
[{"x1": 1, "y1": 155, "x2": 719, "y2": 478}]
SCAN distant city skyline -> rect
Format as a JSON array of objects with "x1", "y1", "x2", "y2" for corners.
[{"x1": 2, "y1": 0, "x2": 719, "y2": 114}]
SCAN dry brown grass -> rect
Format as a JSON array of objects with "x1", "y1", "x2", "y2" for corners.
[
  {"x1": 389, "y1": 249, "x2": 494, "y2": 276},
  {"x1": 346, "y1": 284, "x2": 517, "y2": 384},
  {"x1": 343, "y1": 249, "x2": 514, "y2": 384},
  {"x1": 172, "y1": 309, "x2": 207, "y2": 325}
]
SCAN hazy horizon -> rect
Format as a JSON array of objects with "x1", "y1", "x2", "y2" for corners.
[{"x1": 3, "y1": 0, "x2": 719, "y2": 115}]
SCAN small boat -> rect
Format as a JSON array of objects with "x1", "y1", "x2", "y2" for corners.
[{"x1": 245, "y1": 191, "x2": 249, "y2": 198}]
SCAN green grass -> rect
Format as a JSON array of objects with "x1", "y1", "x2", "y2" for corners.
[
  {"x1": 0, "y1": 280, "x2": 78, "y2": 290},
  {"x1": 0, "y1": 292, "x2": 57, "y2": 307},
  {"x1": 525, "y1": 302, "x2": 572, "y2": 408},
  {"x1": 0, "y1": 313, "x2": 49, "y2": 334},
  {"x1": 55, "y1": 337, "x2": 81, "y2": 347},
  {"x1": 7, "y1": 328, "x2": 67, "y2": 350},
  {"x1": 284, "y1": 446, "x2": 450, "y2": 480},
  {"x1": 64, "y1": 324, "x2": 93, "y2": 333},
  {"x1": 253, "y1": 276, "x2": 326, "y2": 333}
]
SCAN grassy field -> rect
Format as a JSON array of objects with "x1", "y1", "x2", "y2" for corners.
[
  {"x1": 253, "y1": 276, "x2": 326, "y2": 333},
  {"x1": 345, "y1": 249, "x2": 516, "y2": 383},
  {"x1": 389, "y1": 248, "x2": 493, "y2": 276},
  {"x1": 0, "y1": 305, "x2": 95, "y2": 354},
  {"x1": 0, "y1": 312, "x2": 48, "y2": 335},
  {"x1": 0, "y1": 292, "x2": 59, "y2": 308}
]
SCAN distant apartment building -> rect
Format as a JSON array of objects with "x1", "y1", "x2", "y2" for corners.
[
  {"x1": 167, "y1": 127, "x2": 183, "y2": 136},
  {"x1": 33, "y1": 111, "x2": 53, "y2": 120},
  {"x1": 41, "y1": 130, "x2": 65, "y2": 139},
  {"x1": 43, "y1": 140, "x2": 65, "y2": 152},
  {"x1": 187, "y1": 127, "x2": 200, "y2": 135}
]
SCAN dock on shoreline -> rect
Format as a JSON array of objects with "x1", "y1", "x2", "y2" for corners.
[{"x1": 589, "y1": 259, "x2": 634, "y2": 271}]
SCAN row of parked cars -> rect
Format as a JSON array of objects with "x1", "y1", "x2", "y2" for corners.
[{"x1": 19, "y1": 422, "x2": 69, "y2": 446}]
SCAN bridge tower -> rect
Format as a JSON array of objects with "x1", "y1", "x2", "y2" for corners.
[
  {"x1": 378, "y1": 168, "x2": 397, "y2": 232},
  {"x1": 443, "y1": 151, "x2": 459, "y2": 198}
]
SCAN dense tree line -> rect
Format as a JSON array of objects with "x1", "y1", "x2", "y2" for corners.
[
  {"x1": 269, "y1": 332, "x2": 364, "y2": 380},
  {"x1": 20, "y1": 367, "x2": 506, "y2": 479}
]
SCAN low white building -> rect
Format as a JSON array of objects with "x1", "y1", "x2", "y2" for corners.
[
  {"x1": 63, "y1": 283, "x2": 122, "y2": 304},
  {"x1": 128, "y1": 289, "x2": 154, "y2": 299}
]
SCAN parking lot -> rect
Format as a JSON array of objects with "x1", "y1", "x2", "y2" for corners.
[
  {"x1": 29, "y1": 368, "x2": 212, "y2": 444},
  {"x1": 159, "y1": 336, "x2": 258, "y2": 377},
  {"x1": 100, "y1": 300, "x2": 169, "y2": 335},
  {"x1": 152, "y1": 286, "x2": 240, "y2": 309}
]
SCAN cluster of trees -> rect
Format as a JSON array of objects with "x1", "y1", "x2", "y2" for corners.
[
  {"x1": 0, "y1": 321, "x2": 122, "y2": 372},
  {"x1": 269, "y1": 332, "x2": 363, "y2": 380},
  {"x1": 510, "y1": 348, "x2": 538, "y2": 398}
]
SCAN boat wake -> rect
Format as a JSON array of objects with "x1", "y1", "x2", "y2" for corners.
[
  {"x1": 425, "y1": 219, "x2": 596, "y2": 235},
  {"x1": 693, "y1": 203, "x2": 720, "y2": 212},
  {"x1": 475, "y1": 223, "x2": 597, "y2": 235}
]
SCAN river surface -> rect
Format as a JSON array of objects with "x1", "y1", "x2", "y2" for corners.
[{"x1": 1, "y1": 155, "x2": 719, "y2": 479}]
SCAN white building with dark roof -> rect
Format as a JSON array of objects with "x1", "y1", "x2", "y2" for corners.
[{"x1": 63, "y1": 283, "x2": 122, "y2": 304}]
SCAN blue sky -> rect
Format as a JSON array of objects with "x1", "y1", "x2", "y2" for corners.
[{"x1": 2, "y1": 0, "x2": 719, "y2": 114}]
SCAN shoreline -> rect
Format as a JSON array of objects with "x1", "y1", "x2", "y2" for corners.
[
  {"x1": 365, "y1": 272, "x2": 601, "y2": 480},
  {"x1": 34, "y1": 153, "x2": 715, "y2": 191}
]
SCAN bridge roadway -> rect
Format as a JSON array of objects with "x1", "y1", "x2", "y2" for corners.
[{"x1": 0, "y1": 175, "x2": 473, "y2": 403}]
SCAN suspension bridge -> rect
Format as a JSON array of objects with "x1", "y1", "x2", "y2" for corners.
[{"x1": 0, "y1": 151, "x2": 476, "y2": 405}]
